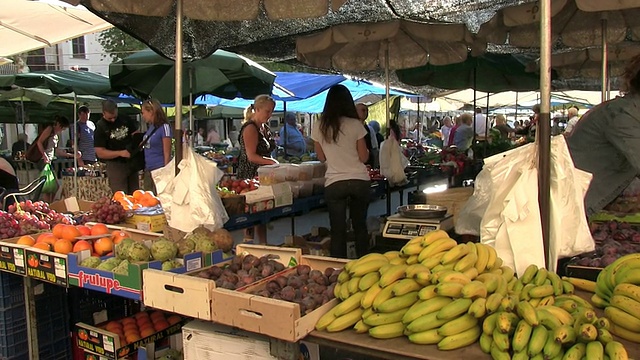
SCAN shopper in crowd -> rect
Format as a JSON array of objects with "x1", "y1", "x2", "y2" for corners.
[
  {"x1": 440, "y1": 116, "x2": 453, "y2": 147},
  {"x1": 311, "y1": 84, "x2": 371, "y2": 258},
  {"x1": 493, "y1": 114, "x2": 515, "y2": 139},
  {"x1": 474, "y1": 107, "x2": 487, "y2": 139},
  {"x1": 453, "y1": 113, "x2": 474, "y2": 153},
  {"x1": 206, "y1": 127, "x2": 221, "y2": 144},
  {"x1": 0, "y1": 156, "x2": 18, "y2": 195},
  {"x1": 238, "y1": 95, "x2": 278, "y2": 244},
  {"x1": 278, "y1": 112, "x2": 306, "y2": 157},
  {"x1": 195, "y1": 127, "x2": 205, "y2": 146},
  {"x1": 141, "y1": 99, "x2": 172, "y2": 192},
  {"x1": 73, "y1": 105, "x2": 97, "y2": 165},
  {"x1": 368, "y1": 120, "x2": 385, "y2": 167},
  {"x1": 388, "y1": 120, "x2": 401, "y2": 141},
  {"x1": 567, "y1": 54, "x2": 640, "y2": 216},
  {"x1": 447, "y1": 115, "x2": 462, "y2": 147},
  {"x1": 11, "y1": 133, "x2": 30, "y2": 159},
  {"x1": 94, "y1": 99, "x2": 139, "y2": 194},
  {"x1": 564, "y1": 105, "x2": 580, "y2": 135},
  {"x1": 356, "y1": 103, "x2": 376, "y2": 167}
]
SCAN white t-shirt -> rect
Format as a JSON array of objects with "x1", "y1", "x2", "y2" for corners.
[
  {"x1": 474, "y1": 113, "x2": 487, "y2": 136},
  {"x1": 311, "y1": 116, "x2": 370, "y2": 187}
]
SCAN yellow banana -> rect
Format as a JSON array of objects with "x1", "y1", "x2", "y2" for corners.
[
  {"x1": 468, "y1": 297, "x2": 487, "y2": 318},
  {"x1": 361, "y1": 282, "x2": 382, "y2": 309},
  {"x1": 516, "y1": 300, "x2": 539, "y2": 327},
  {"x1": 555, "y1": 298, "x2": 578, "y2": 312},
  {"x1": 378, "y1": 263, "x2": 393, "y2": 274},
  {"x1": 520, "y1": 283, "x2": 535, "y2": 301},
  {"x1": 408, "y1": 329, "x2": 444, "y2": 345},
  {"x1": 479, "y1": 332, "x2": 493, "y2": 354},
  {"x1": 358, "y1": 271, "x2": 380, "y2": 292},
  {"x1": 364, "y1": 308, "x2": 409, "y2": 327},
  {"x1": 375, "y1": 291, "x2": 419, "y2": 313},
  {"x1": 597, "y1": 328, "x2": 614, "y2": 344},
  {"x1": 474, "y1": 243, "x2": 490, "y2": 273},
  {"x1": 383, "y1": 250, "x2": 401, "y2": 260},
  {"x1": 337, "y1": 270, "x2": 350, "y2": 284},
  {"x1": 499, "y1": 294, "x2": 518, "y2": 313},
  {"x1": 563, "y1": 343, "x2": 586, "y2": 360},
  {"x1": 528, "y1": 298, "x2": 541, "y2": 307},
  {"x1": 437, "y1": 325, "x2": 481, "y2": 351},
  {"x1": 577, "y1": 323, "x2": 598, "y2": 342},
  {"x1": 485, "y1": 244, "x2": 498, "y2": 270},
  {"x1": 562, "y1": 276, "x2": 596, "y2": 293},
  {"x1": 492, "y1": 328, "x2": 511, "y2": 352},
  {"x1": 333, "y1": 282, "x2": 342, "y2": 299},
  {"x1": 537, "y1": 305, "x2": 573, "y2": 326},
  {"x1": 493, "y1": 256, "x2": 504, "y2": 270},
  {"x1": 527, "y1": 324, "x2": 549, "y2": 357},
  {"x1": 349, "y1": 258, "x2": 389, "y2": 277},
  {"x1": 402, "y1": 296, "x2": 452, "y2": 324},
  {"x1": 339, "y1": 282, "x2": 351, "y2": 300},
  {"x1": 414, "y1": 270, "x2": 432, "y2": 286},
  {"x1": 401, "y1": 242, "x2": 425, "y2": 257},
  {"x1": 333, "y1": 292, "x2": 364, "y2": 317},
  {"x1": 614, "y1": 264, "x2": 640, "y2": 287},
  {"x1": 406, "y1": 254, "x2": 419, "y2": 265},
  {"x1": 495, "y1": 276, "x2": 508, "y2": 296},
  {"x1": 326, "y1": 307, "x2": 363, "y2": 332},
  {"x1": 372, "y1": 282, "x2": 396, "y2": 310},
  {"x1": 437, "y1": 313, "x2": 478, "y2": 337},
  {"x1": 368, "y1": 321, "x2": 405, "y2": 339},
  {"x1": 438, "y1": 271, "x2": 472, "y2": 285},
  {"x1": 420, "y1": 230, "x2": 450, "y2": 247},
  {"x1": 420, "y1": 251, "x2": 446, "y2": 269},
  {"x1": 585, "y1": 341, "x2": 604, "y2": 360},
  {"x1": 546, "y1": 271, "x2": 563, "y2": 296},
  {"x1": 315, "y1": 304, "x2": 340, "y2": 331},
  {"x1": 432, "y1": 263, "x2": 455, "y2": 273},
  {"x1": 543, "y1": 329, "x2": 563, "y2": 359},
  {"x1": 362, "y1": 307, "x2": 374, "y2": 319},
  {"x1": 610, "y1": 322, "x2": 640, "y2": 343},
  {"x1": 379, "y1": 264, "x2": 408, "y2": 288},
  {"x1": 482, "y1": 312, "x2": 499, "y2": 334},
  {"x1": 453, "y1": 252, "x2": 478, "y2": 272},
  {"x1": 537, "y1": 295, "x2": 555, "y2": 307},
  {"x1": 418, "y1": 238, "x2": 457, "y2": 262},
  {"x1": 536, "y1": 308, "x2": 563, "y2": 329},
  {"x1": 604, "y1": 306, "x2": 640, "y2": 332},
  {"x1": 500, "y1": 265, "x2": 515, "y2": 283},
  {"x1": 437, "y1": 298, "x2": 473, "y2": 320},
  {"x1": 555, "y1": 294, "x2": 593, "y2": 309},
  {"x1": 353, "y1": 319, "x2": 370, "y2": 334},
  {"x1": 612, "y1": 283, "x2": 640, "y2": 303},
  {"x1": 590, "y1": 293, "x2": 609, "y2": 308},
  {"x1": 389, "y1": 257, "x2": 406, "y2": 266},
  {"x1": 533, "y1": 268, "x2": 548, "y2": 286},
  {"x1": 462, "y1": 266, "x2": 479, "y2": 281},
  {"x1": 594, "y1": 317, "x2": 610, "y2": 330},
  {"x1": 573, "y1": 306, "x2": 597, "y2": 325},
  {"x1": 405, "y1": 263, "x2": 430, "y2": 279},
  {"x1": 441, "y1": 243, "x2": 470, "y2": 265},
  {"x1": 405, "y1": 235, "x2": 424, "y2": 246},
  {"x1": 562, "y1": 280, "x2": 575, "y2": 294},
  {"x1": 392, "y1": 278, "x2": 421, "y2": 296},
  {"x1": 497, "y1": 311, "x2": 520, "y2": 334},
  {"x1": 434, "y1": 282, "x2": 464, "y2": 298},
  {"x1": 476, "y1": 273, "x2": 501, "y2": 293},
  {"x1": 492, "y1": 344, "x2": 512, "y2": 360},
  {"x1": 418, "y1": 284, "x2": 438, "y2": 300},
  {"x1": 347, "y1": 276, "x2": 361, "y2": 295},
  {"x1": 553, "y1": 324, "x2": 576, "y2": 344},
  {"x1": 610, "y1": 294, "x2": 640, "y2": 321},
  {"x1": 529, "y1": 284, "x2": 555, "y2": 298},
  {"x1": 604, "y1": 341, "x2": 629, "y2": 360},
  {"x1": 512, "y1": 319, "x2": 533, "y2": 353},
  {"x1": 406, "y1": 310, "x2": 448, "y2": 333},
  {"x1": 485, "y1": 293, "x2": 504, "y2": 314}
]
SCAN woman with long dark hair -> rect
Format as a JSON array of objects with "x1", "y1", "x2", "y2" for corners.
[
  {"x1": 311, "y1": 84, "x2": 370, "y2": 258},
  {"x1": 141, "y1": 98, "x2": 172, "y2": 192}
]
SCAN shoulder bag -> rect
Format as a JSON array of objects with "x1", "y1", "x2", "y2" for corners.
[{"x1": 128, "y1": 126, "x2": 160, "y2": 173}]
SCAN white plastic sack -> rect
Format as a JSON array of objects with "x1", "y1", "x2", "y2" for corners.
[
  {"x1": 152, "y1": 145, "x2": 229, "y2": 233},
  {"x1": 379, "y1": 137, "x2": 409, "y2": 186}
]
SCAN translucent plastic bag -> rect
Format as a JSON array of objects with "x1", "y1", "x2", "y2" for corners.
[{"x1": 379, "y1": 137, "x2": 409, "y2": 187}]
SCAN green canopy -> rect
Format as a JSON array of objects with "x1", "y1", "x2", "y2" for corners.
[
  {"x1": 396, "y1": 53, "x2": 554, "y2": 93},
  {"x1": 0, "y1": 70, "x2": 114, "y2": 95},
  {"x1": 109, "y1": 49, "x2": 276, "y2": 104}
]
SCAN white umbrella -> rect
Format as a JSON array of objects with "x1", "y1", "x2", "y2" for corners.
[
  {"x1": 0, "y1": 0, "x2": 112, "y2": 57},
  {"x1": 296, "y1": 20, "x2": 484, "y2": 126}
]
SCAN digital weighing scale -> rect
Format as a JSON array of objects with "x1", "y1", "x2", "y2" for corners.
[{"x1": 382, "y1": 213, "x2": 454, "y2": 240}]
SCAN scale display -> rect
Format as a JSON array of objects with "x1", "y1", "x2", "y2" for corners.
[{"x1": 382, "y1": 214, "x2": 454, "y2": 240}]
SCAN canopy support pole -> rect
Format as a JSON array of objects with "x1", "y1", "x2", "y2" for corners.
[
  {"x1": 601, "y1": 18, "x2": 609, "y2": 103},
  {"x1": 539, "y1": 0, "x2": 552, "y2": 269},
  {"x1": 385, "y1": 40, "x2": 390, "y2": 131},
  {"x1": 73, "y1": 93, "x2": 78, "y2": 197},
  {"x1": 515, "y1": 92, "x2": 519, "y2": 126},
  {"x1": 174, "y1": 0, "x2": 184, "y2": 174},
  {"x1": 189, "y1": 67, "x2": 194, "y2": 147}
]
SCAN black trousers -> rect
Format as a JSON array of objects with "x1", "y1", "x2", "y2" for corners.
[
  {"x1": 106, "y1": 161, "x2": 139, "y2": 194},
  {"x1": 324, "y1": 179, "x2": 371, "y2": 258}
]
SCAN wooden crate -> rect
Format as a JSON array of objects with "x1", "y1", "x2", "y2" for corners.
[
  {"x1": 425, "y1": 187, "x2": 474, "y2": 226},
  {"x1": 210, "y1": 255, "x2": 347, "y2": 342},
  {"x1": 142, "y1": 244, "x2": 301, "y2": 321}
]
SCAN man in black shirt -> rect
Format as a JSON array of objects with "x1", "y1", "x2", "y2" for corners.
[
  {"x1": 11, "y1": 133, "x2": 30, "y2": 159},
  {"x1": 94, "y1": 100, "x2": 139, "y2": 193}
]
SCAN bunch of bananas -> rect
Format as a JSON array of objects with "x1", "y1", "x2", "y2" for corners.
[
  {"x1": 316, "y1": 230, "x2": 512, "y2": 350},
  {"x1": 481, "y1": 263, "x2": 628, "y2": 360}
]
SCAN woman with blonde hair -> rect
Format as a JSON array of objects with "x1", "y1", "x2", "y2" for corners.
[
  {"x1": 238, "y1": 95, "x2": 278, "y2": 244},
  {"x1": 141, "y1": 98, "x2": 172, "y2": 191}
]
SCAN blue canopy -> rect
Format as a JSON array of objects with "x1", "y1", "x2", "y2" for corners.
[
  {"x1": 272, "y1": 72, "x2": 346, "y2": 100},
  {"x1": 196, "y1": 74, "x2": 415, "y2": 114}
]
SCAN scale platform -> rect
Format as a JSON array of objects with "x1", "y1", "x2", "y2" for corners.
[{"x1": 382, "y1": 213, "x2": 454, "y2": 240}]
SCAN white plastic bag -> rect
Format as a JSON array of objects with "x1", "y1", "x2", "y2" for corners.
[
  {"x1": 379, "y1": 137, "x2": 409, "y2": 186},
  {"x1": 152, "y1": 146, "x2": 229, "y2": 233}
]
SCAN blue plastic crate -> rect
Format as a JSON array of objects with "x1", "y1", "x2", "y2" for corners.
[
  {"x1": 0, "y1": 273, "x2": 24, "y2": 309},
  {"x1": 39, "y1": 336, "x2": 72, "y2": 360},
  {"x1": 0, "y1": 304, "x2": 27, "y2": 355}
]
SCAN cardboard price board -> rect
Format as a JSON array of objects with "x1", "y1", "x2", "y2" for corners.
[
  {"x1": 76, "y1": 315, "x2": 187, "y2": 359},
  {"x1": 26, "y1": 248, "x2": 67, "y2": 286},
  {"x1": 0, "y1": 240, "x2": 28, "y2": 276}
]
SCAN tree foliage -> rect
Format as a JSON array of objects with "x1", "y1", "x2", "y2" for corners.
[{"x1": 97, "y1": 28, "x2": 146, "y2": 61}]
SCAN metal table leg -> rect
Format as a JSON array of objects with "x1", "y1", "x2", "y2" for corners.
[{"x1": 24, "y1": 277, "x2": 38, "y2": 360}]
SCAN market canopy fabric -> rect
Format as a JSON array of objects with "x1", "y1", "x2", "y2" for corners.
[
  {"x1": 0, "y1": 0, "x2": 112, "y2": 57},
  {"x1": 395, "y1": 53, "x2": 547, "y2": 93},
  {"x1": 0, "y1": 70, "x2": 113, "y2": 95},
  {"x1": 109, "y1": 49, "x2": 277, "y2": 104}
]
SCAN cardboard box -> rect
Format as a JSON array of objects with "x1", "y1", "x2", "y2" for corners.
[
  {"x1": 244, "y1": 183, "x2": 293, "y2": 213},
  {"x1": 564, "y1": 265, "x2": 601, "y2": 282},
  {"x1": 211, "y1": 255, "x2": 347, "y2": 342},
  {"x1": 424, "y1": 187, "x2": 474, "y2": 226},
  {"x1": 136, "y1": 333, "x2": 182, "y2": 360},
  {"x1": 181, "y1": 320, "x2": 319, "y2": 360},
  {"x1": 50, "y1": 196, "x2": 94, "y2": 213},
  {"x1": 142, "y1": 244, "x2": 301, "y2": 321},
  {"x1": 0, "y1": 239, "x2": 29, "y2": 276},
  {"x1": 284, "y1": 227, "x2": 331, "y2": 256},
  {"x1": 76, "y1": 311, "x2": 187, "y2": 359},
  {"x1": 125, "y1": 213, "x2": 167, "y2": 233}
]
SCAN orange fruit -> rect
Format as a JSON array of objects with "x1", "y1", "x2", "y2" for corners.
[
  {"x1": 153, "y1": 320, "x2": 169, "y2": 332},
  {"x1": 53, "y1": 239, "x2": 73, "y2": 254},
  {"x1": 52, "y1": 224, "x2": 66, "y2": 239},
  {"x1": 140, "y1": 327, "x2": 155, "y2": 338},
  {"x1": 37, "y1": 234, "x2": 57, "y2": 247},
  {"x1": 16, "y1": 235, "x2": 36, "y2": 246},
  {"x1": 125, "y1": 333, "x2": 140, "y2": 343},
  {"x1": 36, "y1": 232, "x2": 54, "y2": 242},
  {"x1": 132, "y1": 203, "x2": 143, "y2": 209},
  {"x1": 61, "y1": 225, "x2": 81, "y2": 242},
  {"x1": 72, "y1": 240, "x2": 93, "y2": 253},
  {"x1": 132, "y1": 190, "x2": 146, "y2": 202},
  {"x1": 113, "y1": 191, "x2": 126, "y2": 201},
  {"x1": 90, "y1": 223, "x2": 110, "y2": 236},
  {"x1": 94, "y1": 237, "x2": 113, "y2": 256},
  {"x1": 105, "y1": 321, "x2": 122, "y2": 332},
  {"x1": 76, "y1": 225, "x2": 92, "y2": 236},
  {"x1": 149, "y1": 311, "x2": 165, "y2": 322},
  {"x1": 111, "y1": 230, "x2": 130, "y2": 245},
  {"x1": 167, "y1": 315, "x2": 182, "y2": 326},
  {"x1": 123, "y1": 323, "x2": 138, "y2": 333},
  {"x1": 121, "y1": 318, "x2": 136, "y2": 326},
  {"x1": 32, "y1": 242, "x2": 51, "y2": 251}
]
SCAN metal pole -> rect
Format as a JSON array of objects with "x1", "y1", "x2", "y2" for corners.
[
  {"x1": 385, "y1": 41, "x2": 390, "y2": 130},
  {"x1": 601, "y1": 18, "x2": 609, "y2": 103},
  {"x1": 417, "y1": 96, "x2": 420, "y2": 144},
  {"x1": 24, "y1": 278, "x2": 38, "y2": 359},
  {"x1": 283, "y1": 101, "x2": 287, "y2": 157},
  {"x1": 189, "y1": 67, "x2": 194, "y2": 147},
  {"x1": 515, "y1": 92, "x2": 519, "y2": 127},
  {"x1": 484, "y1": 93, "x2": 490, "y2": 157},
  {"x1": 20, "y1": 96, "x2": 31, "y2": 183},
  {"x1": 539, "y1": 0, "x2": 552, "y2": 269},
  {"x1": 174, "y1": 0, "x2": 183, "y2": 174},
  {"x1": 73, "y1": 93, "x2": 78, "y2": 197}
]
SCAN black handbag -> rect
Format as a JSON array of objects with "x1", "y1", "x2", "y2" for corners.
[{"x1": 128, "y1": 126, "x2": 160, "y2": 173}]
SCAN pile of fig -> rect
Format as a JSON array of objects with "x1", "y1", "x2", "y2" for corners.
[
  {"x1": 569, "y1": 220, "x2": 640, "y2": 268},
  {"x1": 249, "y1": 265, "x2": 340, "y2": 315},
  {"x1": 195, "y1": 254, "x2": 286, "y2": 290}
]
